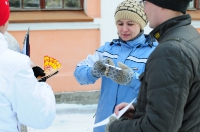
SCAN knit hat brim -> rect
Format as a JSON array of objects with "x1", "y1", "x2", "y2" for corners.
[
  {"x1": 115, "y1": 11, "x2": 147, "y2": 30},
  {"x1": 114, "y1": 0, "x2": 148, "y2": 30}
]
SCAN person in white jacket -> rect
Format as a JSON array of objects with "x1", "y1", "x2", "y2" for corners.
[
  {"x1": 0, "y1": 0, "x2": 56, "y2": 131},
  {"x1": 4, "y1": 32, "x2": 28, "y2": 132}
]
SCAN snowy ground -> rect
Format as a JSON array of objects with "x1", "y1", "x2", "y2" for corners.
[{"x1": 27, "y1": 104, "x2": 97, "y2": 132}]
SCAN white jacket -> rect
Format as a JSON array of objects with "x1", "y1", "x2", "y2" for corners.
[{"x1": 0, "y1": 33, "x2": 56, "y2": 132}]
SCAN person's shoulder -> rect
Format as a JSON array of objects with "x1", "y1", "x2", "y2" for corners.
[
  {"x1": 103, "y1": 40, "x2": 114, "y2": 45},
  {"x1": 4, "y1": 49, "x2": 30, "y2": 66},
  {"x1": 0, "y1": 49, "x2": 30, "y2": 76},
  {"x1": 105, "y1": 39, "x2": 120, "y2": 46},
  {"x1": 97, "y1": 39, "x2": 119, "y2": 51},
  {"x1": 144, "y1": 34, "x2": 158, "y2": 47}
]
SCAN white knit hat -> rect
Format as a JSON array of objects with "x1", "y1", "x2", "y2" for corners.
[{"x1": 114, "y1": 0, "x2": 148, "y2": 30}]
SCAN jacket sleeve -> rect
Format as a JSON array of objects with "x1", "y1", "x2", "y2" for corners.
[
  {"x1": 128, "y1": 72, "x2": 140, "y2": 93},
  {"x1": 11, "y1": 62, "x2": 56, "y2": 129},
  {"x1": 109, "y1": 41, "x2": 192, "y2": 132},
  {"x1": 73, "y1": 46, "x2": 105, "y2": 85}
]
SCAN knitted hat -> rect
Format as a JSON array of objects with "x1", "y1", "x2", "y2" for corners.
[
  {"x1": 114, "y1": 0, "x2": 148, "y2": 30},
  {"x1": 147, "y1": 0, "x2": 192, "y2": 14},
  {"x1": 0, "y1": 0, "x2": 10, "y2": 26}
]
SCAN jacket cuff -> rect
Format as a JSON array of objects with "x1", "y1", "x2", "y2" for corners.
[{"x1": 88, "y1": 68, "x2": 99, "y2": 82}]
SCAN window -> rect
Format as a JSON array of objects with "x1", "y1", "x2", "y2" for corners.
[
  {"x1": 187, "y1": 0, "x2": 200, "y2": 20},
  {"x1": 9, "y1": 0, "x2": 93, "y2": 23},
  {"x1": 199, "y1": 0, "x2": 200, "y2": 8},
  {"x1": 187, "y1": 0, "x2": 200, "y2": 10},
  {"x1": 9, "y1": 0, "x2": 84, "y2": 11}
]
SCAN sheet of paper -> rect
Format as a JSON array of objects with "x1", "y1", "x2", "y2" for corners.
[
  {"x1": 104, "y1": 64, "x2": 122, "y2": 70},
  {"x1": 93, "y1": 98, "x2": 136, "y2": 128}
]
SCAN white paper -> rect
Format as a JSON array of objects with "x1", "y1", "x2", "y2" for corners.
[
  {"x1": 104, "y1": 64, "x2": 122, "y2": 70},
  {"x1": 93, "y1": 98, "x2": 136, "y2": 128}
]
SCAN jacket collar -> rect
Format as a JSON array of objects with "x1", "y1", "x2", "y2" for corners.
[
  {"x1": 111, "y1": 30, "x2": 148, "y2": 48},
  {"x1": 0, "y1": 32, "x2": 8, "y2": 55},
  {"x1": 150, "y1": 14, "x2": 191, "y2": 41}
]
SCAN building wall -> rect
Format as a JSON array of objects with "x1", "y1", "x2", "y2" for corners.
[
  {"x1": 7, "y1": 0, "x2": 200, "y2": 93},
  {"x1": 86, "y1": 0, "x2": 101, "y2": 18},
  {"x1": 8, "y1": 0, "x2": 101, "y2": 93},
  {"x1": 9, "y1": 30, "x2": 101, "y2": 93}
]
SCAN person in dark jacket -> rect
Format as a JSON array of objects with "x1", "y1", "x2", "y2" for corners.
[{"x1": 106, "y1": 0, "x2": 200, "y2": 132}]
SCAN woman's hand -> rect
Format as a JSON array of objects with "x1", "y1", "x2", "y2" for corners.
[{"x1": 105, "y1": 62, "x2": 134, "y2": 85}]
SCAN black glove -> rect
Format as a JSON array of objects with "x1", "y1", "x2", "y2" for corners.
[
  {"x1": 38, "y1": 71, "x2": 59, "y2": 82},
  {"x1": 38, "y1": 77, "x2": 47, "y2": 82},
  {"x1": 32, "y1": 66, "x2": 46, "y2": 82}
]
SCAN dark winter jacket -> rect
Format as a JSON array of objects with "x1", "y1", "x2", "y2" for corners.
[{"x1": 109, "y1": 14, "x2": 200, "y2": 132}]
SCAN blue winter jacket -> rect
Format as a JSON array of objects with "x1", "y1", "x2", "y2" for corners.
[{"x1": 74, "y1": 34, "x2": 158, "y2": 132}]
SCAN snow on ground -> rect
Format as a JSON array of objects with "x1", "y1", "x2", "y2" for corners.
[{"x1": 27, "y1": 104, "x2": 97, "y2": 132}]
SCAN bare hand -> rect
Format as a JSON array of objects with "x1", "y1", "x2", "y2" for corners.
[{"x1": 114, "y1": 102, "x2": 135, "y2": 119}]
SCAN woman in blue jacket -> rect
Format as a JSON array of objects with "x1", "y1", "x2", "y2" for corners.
[{"x1": 74, "y1": 0, "x2": 158, "y2": 131}]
